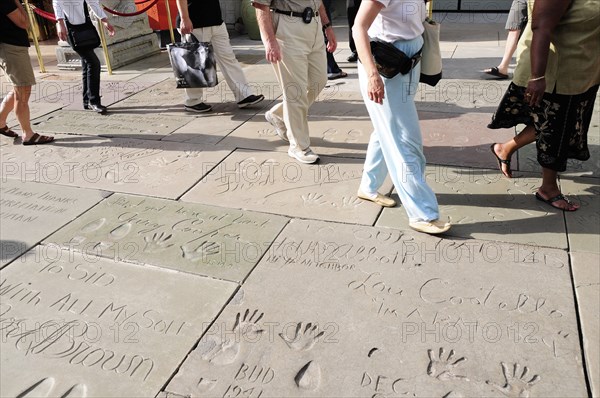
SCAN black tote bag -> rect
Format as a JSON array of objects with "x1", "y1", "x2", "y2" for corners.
[{"x1": 167, "y1": 34, "x2": 218, "y2": 89}]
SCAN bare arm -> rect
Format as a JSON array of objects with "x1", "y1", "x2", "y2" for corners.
[
  {"x1": 87, "y1": 0, "x2": 115, "y2": 36},
  {"x1": 319, "y1": 3, "x2": 336, "y2": 52},
  {"x1": 253, "y1": 3, "x2": 281, "y2": 63},
  {"x1": 175, "y1": 0, "x2": 193, "y2": 34},
  {"x1": 6, "y1": 0, "x2": 29, "y2": 30},
  {"x1": 525, "y1": 0, "x2": 571, "y2": 106},
  {"x1": 352, "y1": 0, "x2": 384, "y2": 103}
]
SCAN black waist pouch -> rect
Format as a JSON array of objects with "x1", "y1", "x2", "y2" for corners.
[{"x1": 369, "y1": 40, "x2": 421, "y2": 79}]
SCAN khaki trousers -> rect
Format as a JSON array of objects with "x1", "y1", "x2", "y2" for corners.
[
  {"x1": 185, "y1": 23, "x2": 250, "y2": 105},
  {"x1": 269, "y1": 16, "x2": 327, "y2": 151}
]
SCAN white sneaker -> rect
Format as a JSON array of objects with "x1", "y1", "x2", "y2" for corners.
[
  {"x1": 288, "y1": 147, "x2": 320, "y2": 164},
  {"x1": 409, "y1": 219, "x2": 451, "y2": 234},
  {"x1": 265, "y1": 110, "x2": 288, "y2": 142}
]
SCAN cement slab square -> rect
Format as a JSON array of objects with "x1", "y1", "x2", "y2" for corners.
[
  {"x1": 162, "y1": 116, "x2": 250, "y2": 145},
  {"x1": 561, "y1": 178, "x2": 600, "y2": 253},
  {"x1": 570, "y1": 251, "x2": 600, "y2": 397},
  {"x1": 46, "y1": 193, "x2": 289, "y2": 282},
  {"x1": 31, "y1": 110, "x2": 190, "y2": 140},
  {"x1": 376, "y1": 166, "x2": 568, "y2": 248},
  {"x1": 165, "y1": 219, "x2": 586, "y2": 397},
  {"x1": 7, "y1": 102, "x2": 63, "y2": 129},
  {"x1": 0, "y1": 247, "x2": 236, "y2": 397},
  {"x1": 181, "y1": 150, "x2": 392, "y2": 225},
  {"x1": 419, "y1": 112, "x2": 516, "y2": 168},
  {"x1": 220, "y1": 114, "x2": 372, "y2": 158},
  {"x1": 110, "y1": 79, "x2": 190, "y2": 114},
  {"x1": 0, "y1": 135, "x2": 232, "y2": 199},
  {"x1": 31, "y1": 81, "x2": 152, "y2": 110},
  {"x1": 415, "y1": 79, "x2": 511, "y2": 113},
  {"x1": 0, "y1": 179, "x2": 108, "y2": 267}
]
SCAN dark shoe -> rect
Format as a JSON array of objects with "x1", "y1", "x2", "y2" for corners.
[
  {"x1": 83, "y1": 102, "x2": 89, "y2": 110},
  {"x1": 347, "y1": 52, "x2": 358, "y2": 62},
  {"x1": 483, "y1": 67, "x2": 509, "y2": 79},
  {"x1": 237, "y1": 94, "x2": 265, "y2": 108},
  {"x1": 328, "y1": 71, "x2": 348, "y2": 80},
  {"x1": 185, "y1": 103, "x2": 213, "y2": 113},
  {"x1": 89, "y1": 104, "x2": 107, "y2": 114},
  {"x1": 23, "y1": 133, "x2": 54, "y2": 146},
  {"x1": 0, "y1": 125, "x2": 18, "y2": 138}
]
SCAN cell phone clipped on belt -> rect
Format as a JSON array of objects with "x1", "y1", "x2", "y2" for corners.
[{"x1": 302, "y1": 7, "x2": 314, "y2": 23}]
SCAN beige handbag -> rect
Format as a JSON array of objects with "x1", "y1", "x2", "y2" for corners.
[{"x1": 420, "y1": 17, "x2": 442, "y2": 86}]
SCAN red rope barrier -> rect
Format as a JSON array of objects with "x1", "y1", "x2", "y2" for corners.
[
  {"x1": 30, "y1": 5, "x2": 57, "y2": 22},
  {"x1": 29, "y1": 0, "x2": 158, "y2": 22},
  {"x1": 134, "y1": 0, "x2": 155, "y2": 4},
  {"x1": 102, "y1": 0, "x2": 158, "y2": 16}
]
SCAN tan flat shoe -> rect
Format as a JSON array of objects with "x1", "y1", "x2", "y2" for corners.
[
  {"x1": 409, "y1": 219, "x2": 451, "y2": 234},
  {"x1": 357, "y1": 190, "x2": 396, "y2": 207}
]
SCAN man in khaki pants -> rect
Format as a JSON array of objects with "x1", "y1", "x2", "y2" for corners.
[{"x1": 252, "y1": 0, "x2": 336, "y2": 164}]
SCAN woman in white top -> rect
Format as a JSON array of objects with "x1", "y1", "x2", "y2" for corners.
[
  {"x1": 353, "y1": 0, "x2": 450, "y2": 234},
  {"x1": 53, "y1": 0, "x2": 114, "y2": 114}
]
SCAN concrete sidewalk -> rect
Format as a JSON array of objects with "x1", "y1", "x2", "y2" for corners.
[{"x1": 1, "y1": 15, "x2": 598, "y2": 397}]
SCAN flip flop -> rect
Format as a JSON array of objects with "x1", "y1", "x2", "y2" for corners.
[
  {"x1": 23, "y1": 133, "x2": 54, "y2": 146},
  {"x1": 535, "y1": 192, "x2": 579, "y2": 212},
  {"x1": 483, "y1": 67, "x2": 509, "y2": 79},
  {"x1": 0, "y1": 125, "x2": 18, "y2": 138},
  {"x1": 490, "y1": 143, "x2": 512, "y2": 178}
]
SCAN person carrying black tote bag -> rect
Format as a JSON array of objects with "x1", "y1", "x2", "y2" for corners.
[{"x1": 53, "y1": 0, "x2": 115, "y2": 114}]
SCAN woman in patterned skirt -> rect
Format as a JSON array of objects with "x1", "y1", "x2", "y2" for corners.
[{"x1": 488, "y1": 0, "x2": 599, "y2": 211}]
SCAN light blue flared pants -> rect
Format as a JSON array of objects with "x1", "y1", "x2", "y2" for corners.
[{"x1": 358, "y1": 35, "x2": 440, "y2": 223}]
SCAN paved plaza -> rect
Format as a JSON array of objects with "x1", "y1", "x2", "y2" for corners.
[{"x1": 1, "y1": 13, "x2": 598, "y2": 398}]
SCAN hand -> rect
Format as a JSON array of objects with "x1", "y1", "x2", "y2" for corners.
[
  {"x1": 524, "y1": 78, "x2": 545, "y2": 107},
  {"x1": 367, "y1": 71, "x2": 384, "y2": 104},
  {"x1": 180, "y1": 16, "x2": 193, "y2": 35},
  {"x1": 56, "y1": 20, "x2": 68, "y2": 41},
  {"x1": 325, "y1": 27, "x2": 337, "y2": 52},
  {"x1": 102, "y1": 20, "x2": 115, "y2": 36},
  {"x1": 264, "y1": 39, "x2": 281, "y2": 63},
  {"x1": 486, "y1": 362, "x2": 540, "y2": 398}
]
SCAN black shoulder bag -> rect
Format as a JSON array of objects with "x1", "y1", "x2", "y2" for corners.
[{"x1": 65, "y1": 1, "x2": 101, "y2": 50}]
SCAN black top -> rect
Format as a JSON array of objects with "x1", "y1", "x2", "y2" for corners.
[
  {"x1": 0, "y1": 0, "x2": 30, "y2": 47},
  {"x1": 180, "y1": 0, "x2": 223, "y2": 29}
]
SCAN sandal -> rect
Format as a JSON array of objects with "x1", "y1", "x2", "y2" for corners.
[
  {"x1": 0, "y1": 125, "x2": 18, "y2": 138},
  {"x1": 535, "y1": 192, "x2": 579, "y2": 212},
  {"x1": 490, "y1": 143, "x2": 512, "y2": 178},
  {"x1": 23, "y1": 133, "x2": 55, "y2": 146},
  {"x1": 483, "y1": 67, "x2": 509, "y2": 79}
]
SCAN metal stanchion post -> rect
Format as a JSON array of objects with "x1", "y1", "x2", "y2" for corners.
[
  {"x1": 96, "y1": 16, "x2": 113, "y2": 75},
  {"x1": 23, "y1": 0, "x2": 46, "y2": 73},
  {"x1": 165, "y1": 0, "x2": 175, "y2": 44},
  {"x1": 429, "y1": 0, "x2": 433, "y2": 19}
]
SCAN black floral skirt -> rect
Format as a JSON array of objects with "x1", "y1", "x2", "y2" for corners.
[{"x1": 488, "y1": 83, "x2": 599, "y2": 172}]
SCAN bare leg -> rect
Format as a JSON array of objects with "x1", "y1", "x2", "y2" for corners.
[
  {"x1": 492, "y1": 125, "x2": 536, "y2": 177},
  {"x1": 13, "y1": 85, "x2": 35, "y2": 141},
  {"x1": 497, "y1": 29, "x2": 521, "y2": 75},
  {"x1": 537, "y1": 167, "x2": 579, "y2": 210},
  {"x1": 0, "y1": 90, "x2": 15, "y2": 127}
]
